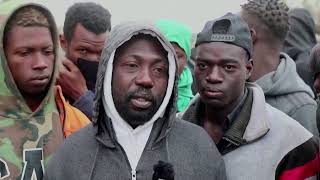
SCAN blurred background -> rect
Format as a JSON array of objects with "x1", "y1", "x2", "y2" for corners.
[{"x1": 0, "y1": 0, "x2": 319, "y2": 36}]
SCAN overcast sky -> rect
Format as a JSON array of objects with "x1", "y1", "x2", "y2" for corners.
[
  {"x1": 28, "y1": 0, "x2": 248, "y2": 32},
  {"x1": 2, "y1": 0, "x2": 303, "y2": 32}
]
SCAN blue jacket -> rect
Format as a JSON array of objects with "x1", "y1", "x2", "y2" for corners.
[{"x1": 73, "y1": 90, "x2": 94, "y2": 120}]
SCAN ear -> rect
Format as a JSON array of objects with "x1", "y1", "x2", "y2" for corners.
[
  {"x1": 246, "y1": 59, "x2": 253, "y2": 80},
  {"x1": 250, "y1": 28, "x2": 257, "y2": 44},
  {"x1": 59, "y1": 34, "x2": 68, "y2": 52}
]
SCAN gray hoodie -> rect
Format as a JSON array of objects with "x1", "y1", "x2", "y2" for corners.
[
  {"x1": 283, "y1": 8, "x2": 317, "y2": 90},
  {"x1": 44, "y1": 22, "x2": 226, "y2": 180},
  {"x1": 256, "y1": 53, "x2": 319, "y2": 136}
]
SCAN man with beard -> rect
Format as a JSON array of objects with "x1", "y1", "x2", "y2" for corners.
[
  {"x1": 179, "y1": 13, "x2": 320, "y2": 179},
  {"x1": 58, "y1": 2, "x2": 111, "y2": 119},
  {"x1": 0, "y1": 4, "x2": 89, "y2": 179},
  {"x1": 45, "y1": 22, "x2": 227, "y2": 180}
]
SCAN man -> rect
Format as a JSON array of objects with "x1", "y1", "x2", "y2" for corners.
[
  {"x1": 45, "y1": 22, "x2": 227, "y2": 180},
  {"x1": 0, "y1": 4, "x2": 89, "y2": 179},
  {"x1": 156, "y1": 19, "x2": 194, "y2": 112},
  {"x1": 179, "y1": 13, "x2": 320, "y2": 179},
  {"x1": 58, "y1": 2, "x2": 111, "y2": 119},
  {"x1": 283, "y1": 8, "x2": 317, "y2": 90},
  {"x1": 240, "y1": 0, "x2": 319, "y2": 136}
]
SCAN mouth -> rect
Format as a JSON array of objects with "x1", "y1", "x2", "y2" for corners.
[
  {"x1": 30, "y1": 75, "x2": 50, "y2": 86},
  {"x1": 130, "y1": 96, "x2": 153, "y2": 109},
  {"x1": 203, "y1": 88, "x2": 223, "y2": 98}
]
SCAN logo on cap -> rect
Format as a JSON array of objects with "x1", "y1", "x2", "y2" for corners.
[{"x1": 210, "y1": 34, "x2": 235, "y2": 42}]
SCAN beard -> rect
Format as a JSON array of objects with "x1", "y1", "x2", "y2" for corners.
[{"x1": 113, "y1": 87, "x2": 164, "y2": 128}]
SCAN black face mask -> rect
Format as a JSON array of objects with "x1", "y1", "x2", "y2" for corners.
[{"x1": 76, "y1": 58, "x2": 99, "y2": 91}]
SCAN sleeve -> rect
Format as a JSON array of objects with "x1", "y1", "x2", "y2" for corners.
[
  {"x1": 275, "y1": 137, "x2": 320, "y2": 180},
  {"x1": 72, "y1": 90, "x2": 95, "y2": 120}
]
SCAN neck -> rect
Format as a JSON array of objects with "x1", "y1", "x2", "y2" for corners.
[
  {"x1": 23, "y1": 92, "x2": 46, "y2": 111},
  {"x1": 203, "y1": 89, "x2": 244, "y2": 126},
  {"x1": 250, "y1": 43, "x2": 281, "y2": 81},
  {"x1": 202, "y1": 90, "x2": 244, "y2": 143},
  {"x1": 204, "y1": 106, "x2": 228, "y2": 126}
]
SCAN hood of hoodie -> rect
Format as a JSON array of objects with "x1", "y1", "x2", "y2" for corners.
[
  {"x1": 155, "y1": 19, "x2": 192, "y2": 60},
  {"x1": 93, "y1": 21, "x2": 178, "y2": 138},
  {"x1": 256, "y1": 53, "x2": 314, "y2": 98},
  {"x1": 0, "y1": 3, "x2": 59, "y2": 118},
  {"x1": 283, "y1": 8, "x2": 317, "y2": 60}
]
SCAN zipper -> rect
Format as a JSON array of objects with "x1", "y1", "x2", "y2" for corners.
[
  {"x1": 115, "y1": 141, "x2": 136, "y2": 180},
  {"x1": 131, "y1": 170, "x2": 137, "y2": 180}
]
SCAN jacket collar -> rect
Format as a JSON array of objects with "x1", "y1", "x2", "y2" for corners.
[
  {"x1": 182, "y1": 83, "x2": 270, "y2": 144},
  {"x1": 94, "y1": 104, "x2": 177, "y2": 149},
  {"x1": 223, "y1": 88, "x2": 253, "y2": 146}
]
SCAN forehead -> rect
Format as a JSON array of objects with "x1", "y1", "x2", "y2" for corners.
[
  {"x1": 6, "y1": 26, "x2": 52, "y2": 47},
  {"x1": 171, "y1": 43, "x2": 185, "y2": 55},
  {"x1": 71, "y1": 23, "x2": 107, "y2": 46},
  {"x1": 116, "y1": 35, "x2": 167, "y2": 61},
  {"x1": 196, "y1": 42, "x2": 246, "y2": 62}
]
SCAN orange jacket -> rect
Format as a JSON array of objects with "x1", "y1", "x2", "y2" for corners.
[{"x1": 55, "y1": 86, "x2": 91, "y2": 137}]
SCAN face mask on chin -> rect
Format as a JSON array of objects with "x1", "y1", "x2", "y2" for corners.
[{"x1": 76, "y1": 58, "x2": 99, "y2": 91}]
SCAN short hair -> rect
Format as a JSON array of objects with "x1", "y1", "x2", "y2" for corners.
[
  {"x1": 63, "y1": 2, "x2": 111, "y2": 43},
  {"x1": 4, "y1": 6, "x2": 50, "y2": 46},
  {"x1": 310, "y1": 43, "x2": 320, "y2": 78},
  {"x1": 241, "y1": 0, "x2": 289, "y2": 42}
]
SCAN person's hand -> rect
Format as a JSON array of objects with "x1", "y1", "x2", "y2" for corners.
[{"x1": 57, "y1": 58, "x2": 88, "y2": 101}]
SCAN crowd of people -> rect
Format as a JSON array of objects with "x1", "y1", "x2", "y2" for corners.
[{"x1": 0, "y1": 0, "x2": 319, "y2": 179}]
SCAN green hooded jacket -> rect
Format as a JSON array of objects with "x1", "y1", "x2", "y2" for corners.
[
  {"x1": 0, "y1": 4, "x2": 64, "y2": 180},
  {"x1": 156, "y1": 19, "x2": 194, "y2": 112}
]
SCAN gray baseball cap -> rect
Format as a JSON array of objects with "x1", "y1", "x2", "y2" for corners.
[{"x1": 196, "y1": 13, "x2": 253, "y2": 59}]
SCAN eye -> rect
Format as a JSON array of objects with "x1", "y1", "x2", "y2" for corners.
[
  {"x1": 79, "y1": 49, "x2": 87, "y2": 55},
  {"x1": 43, "y1": 48, "x2": 54, "y2": 56},
  {"x1": 123, "y1": 62, "x2": 139, "y2": 72},
  {"x1": 196, "y1": 62, "x2": 208, "y2": 70},
  {"x1": 177, "y1": 54, "x2": 184, "y2": 60},
  {"x1": 126, "y1": 63, "x2": 138, "y2": 68},
  {"x1": 17, "y1": 50, "x2": 31, "y2": 57},
  {"x1": 152, "y1": 63, "x2": 168, "y2": 75},
  {"x1": 224, "y1": 64, "x2": 235, "y2": 71},
  {"x1": 153, "y1": 66, "x2": 167, "y2": 76}
]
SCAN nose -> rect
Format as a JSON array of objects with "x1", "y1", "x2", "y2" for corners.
[
  {"x1": 135, "y1": 68, "x2": 154, "y2": 89},
  {"x1": 32, "y1": 52, "x2": 48, "y2": 70},
  {"x1": 206, "y1": 66, "x2": 223, "y2": 84}
]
